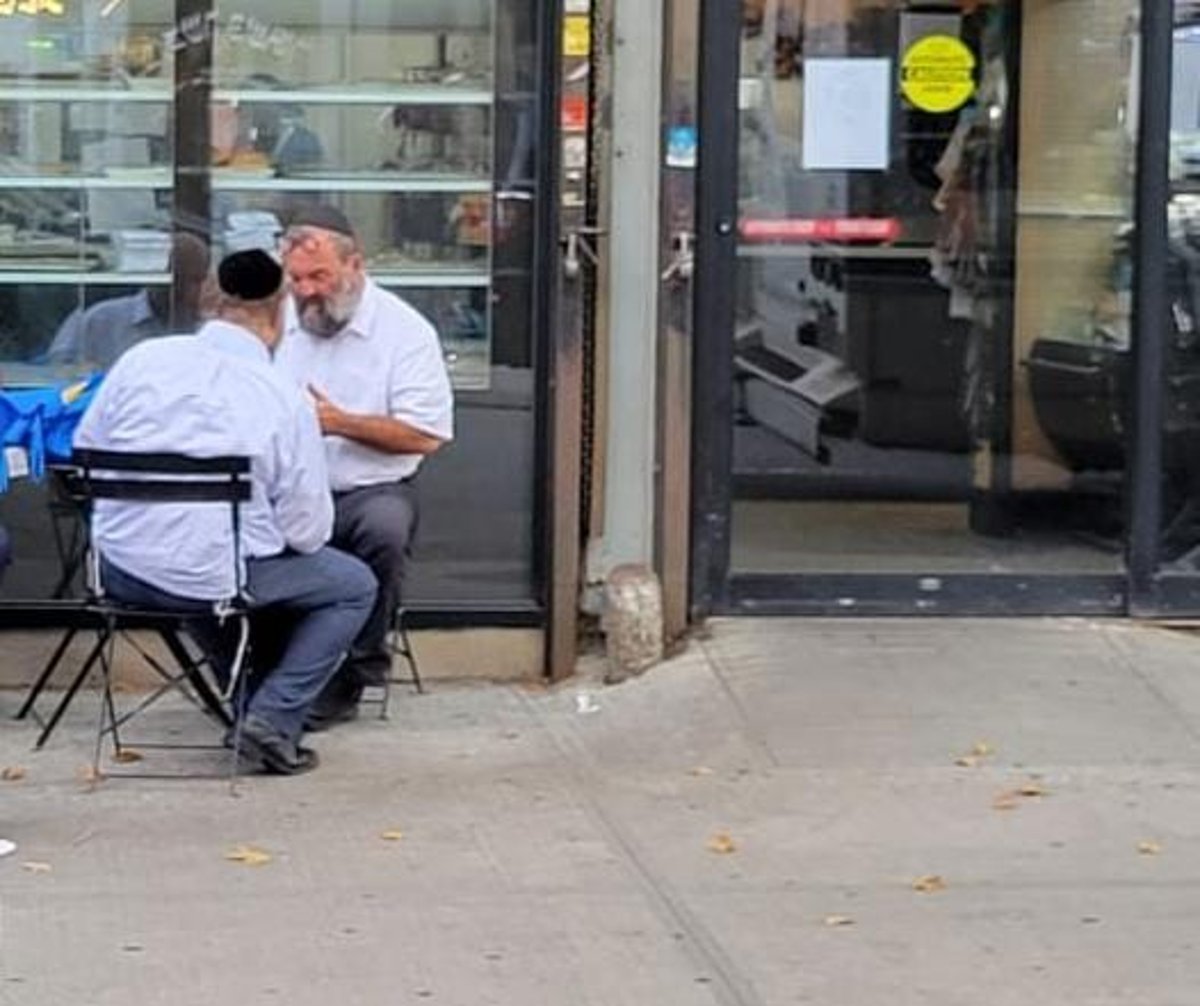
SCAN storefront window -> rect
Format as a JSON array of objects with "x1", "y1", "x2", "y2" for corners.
[
  {"x1": 727, "y1": 0, "x2": 1138, "y2": 581},
  {"x1": 1161, "y1": 2, "x2": 1200, "y2": 575},
  {"x1": 0, "y1": 1, "x2": 545, "y2": 608}
]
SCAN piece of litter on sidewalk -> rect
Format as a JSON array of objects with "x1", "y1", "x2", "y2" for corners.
[
  {"x1": 224, "y1": 845, "x2": 272, "y2": 867},
  {"x1": 575, "y1": 693, "x2": 600, "y2": 715},
  {"x1": 911, "y1": 874, "x2": 946, "y2": 893},
  {"x1": 1, "y1": 766, "x2": 26, "y2": 782},
  {"x1": 1137, "y1": 840, "x2": 1162, "y2": 856},
  {"x1": 1018, "y1": 781, "x2": 1048, "y2": 798},
  {"x1": 823, "y1": 915, "x2": 855, "y2": 927},
  {"x1": 993, "y1": 791, "x2": 1021, "y2": 811},
  {"x1": 0, "y1": 839, "x2": 16, "y2": 858},
  {"x1": 689, "y1": 766, "x2": 715, "y2": 777},
  {"x1": 707, "y1": 832, "x2": 737, "y2": 854},
  {"x1": 380, "y1": 830, "x2": 405, "y2": 842},
  {"x1": 21, "y1": 861, "x2": 51, "y2": 874}
]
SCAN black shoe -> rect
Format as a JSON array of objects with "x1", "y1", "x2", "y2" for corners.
[
  {"x1": 303, "y1": 677, "x2": 362, "y2": 733},
  {"x1": 235, "y1": 715, "x2": 319, "y2": 775}
]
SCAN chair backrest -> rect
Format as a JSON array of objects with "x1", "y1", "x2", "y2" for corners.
[{"x1": 68, "y1": 449, "x2": 252, "y2": 600}]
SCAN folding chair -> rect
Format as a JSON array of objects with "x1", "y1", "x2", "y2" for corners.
[
  {"x1": 17, "y1": 449, "x2": 254, "y2": 781},
  {"x1": 369, "y1": 605, "x2": 424, "y2": 720}
]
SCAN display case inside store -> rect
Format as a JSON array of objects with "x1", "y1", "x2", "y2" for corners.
[{"x1": 0, "y1": 0, "x2": 506, "y2": 391}]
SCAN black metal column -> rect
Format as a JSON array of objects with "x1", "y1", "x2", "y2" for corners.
[
  {"x1": 1128, "y1": 0, "x2": 1174, "y2": 612},
  {"x1": 171, "y1": 0, "x2": 213, "y2": 318},
  {"x1": 689, "y1": 0, "x2": 741, "y2": 618}
]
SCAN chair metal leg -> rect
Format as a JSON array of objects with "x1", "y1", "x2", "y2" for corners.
[
  {"x1": 377, "y1": 608, "x2": 423, "y2": 721},
  {"x1": 157, "y1": 628, "x2": 231, "y2": 725},
  {"x1": 394, "y1": 608, "x2": 423, "y2": 694},
  {"x1": 93, "y1": 628, "x2": 120, "y2": 781},
  {"x1": 15, "y1": 626, "x2": 78, "y2": 721},
  {"x1": 34, "y1": 631, "x2": 108, "y2": 750}
]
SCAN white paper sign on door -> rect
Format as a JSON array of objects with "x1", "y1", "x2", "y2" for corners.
[{"x1": 802, "y1": 58, "x2": 892, "y2": 171}]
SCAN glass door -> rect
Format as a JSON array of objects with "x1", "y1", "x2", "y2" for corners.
[{"x1": 696, "y1": 0, "x2": 1141, "y2": 613}]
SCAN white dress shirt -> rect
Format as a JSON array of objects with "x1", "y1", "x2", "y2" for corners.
[
  {"x1": 276, "y1": 280, "x2": 454, "y2": 492},
  {"x1": 74, "y1": 320, "x2": 333, "y2": 600}
]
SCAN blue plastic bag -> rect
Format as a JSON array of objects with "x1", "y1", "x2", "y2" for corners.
[{"x1": 0, "y1": 374, "x2": 103, "y2": 491}]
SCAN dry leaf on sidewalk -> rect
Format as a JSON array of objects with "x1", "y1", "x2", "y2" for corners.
[
  {"x1": 380, "y1": 830, "x2": 406, "y2": 842},
  {"x1": 689, "y1": 766, "x2": 715, "y2": 777},
  {"x1": 955, "y1": 741, "x2": 995, "y2": 767},
  {"x1": 1018, "y1": 781, "x2": 1048, "y2": 798},
  {"x1": 707, "y1": 833, "x2": 737, "y2": 855},
  {"x1": 911, "y1": 874, "x2": 946, "y2": 893},
  {"x1": 992, "y1": 791, "x2": 1021, "y2": 811},
  {"x1": 224, "y1": 845, "x2": 272, "y2": 867},
  {"x1": 112, "y1": 749, "x2": 144, "y2": 765},
  {"x1": 2, "y1": 766, "x2": 26, "y2": 782},
  {"x1": 1137, "y1": 840, "x2": 1162, "y2": 856},
  {"x1": 21, "y1": 861, "x2": 51, "y2": 874},
  {"x1": 823, "y1": 915, "x2": 855, "y2": 927}
]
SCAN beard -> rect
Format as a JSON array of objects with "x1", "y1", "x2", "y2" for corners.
[{"x1": 297, "y1": 279, "x2": 362, "y2": 339}]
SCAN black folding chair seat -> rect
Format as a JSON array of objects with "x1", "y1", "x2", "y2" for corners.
[{"x1": 14, "y1": 449, "x2": 254, "y2": 781}]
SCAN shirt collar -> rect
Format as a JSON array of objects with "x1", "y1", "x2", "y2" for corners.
[
  {"x1": 197, "y1": 319, "x2": 272, "y2": 365},
  {"x1": 286, "y1": 278, "x2": 378, "y2": 342}
]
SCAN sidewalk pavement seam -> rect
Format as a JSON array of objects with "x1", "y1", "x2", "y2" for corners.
[
  {"x1": 517, "y1": 687, "x2": 767, "y2": 1006},
  {"x1": 695, "y1": 639, "x2": 781, "y2": 771},
  {"x1": 1099, "y1": 626, "x2": 1200, "y2": 749}
]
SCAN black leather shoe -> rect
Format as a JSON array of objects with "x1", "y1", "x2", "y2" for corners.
[
  {"x1": 303, "y1": 677, "x2": 362, "y2": 733},
  {"x1": 235, "y1": 715, "x2": 319, "y2": 775}
]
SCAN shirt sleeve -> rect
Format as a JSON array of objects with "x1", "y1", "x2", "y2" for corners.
[
  {"x1": 387, "y1": 318, "x2": 455, "y2": 442},
  {"x1": 270, "y1": 393, "x2": 334, "y2": 554}
]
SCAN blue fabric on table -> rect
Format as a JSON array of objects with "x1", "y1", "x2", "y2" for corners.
[{"x1": 0, "y1": 375, "x2": 103, "y2": 491}]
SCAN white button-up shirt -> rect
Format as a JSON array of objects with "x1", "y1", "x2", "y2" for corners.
[
  {"x1": 74, "y1": 320, "x2": 333, "y2": 600},
  {"x1": 276, "y1": 280, "x2": 454, "y2": 492}
]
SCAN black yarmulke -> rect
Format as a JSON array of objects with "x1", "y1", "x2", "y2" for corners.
[
  {"x1": 285, "y1": 202, "x2": 355, "y2": 238},
  {"x1": 218, "y1": 248, "x2": 283, "y2": 301}
]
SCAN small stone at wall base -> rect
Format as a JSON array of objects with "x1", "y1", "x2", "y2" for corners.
[{"x1": 602, "y1": 564, "x2": 664, "y2": 684}]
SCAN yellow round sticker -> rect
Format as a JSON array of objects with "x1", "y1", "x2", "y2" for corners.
[{"x1": 900, "y1": 35, "x2": 976, "y2": 114}]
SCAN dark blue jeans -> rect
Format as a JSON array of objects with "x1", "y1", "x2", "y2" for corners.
[{"x1": 102, "y1": 547, "x2": 376, "y2": 742}]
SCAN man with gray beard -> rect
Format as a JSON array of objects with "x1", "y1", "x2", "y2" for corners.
[{"x1": 277, "y1": 204, "x2": 454, "y2": 730}]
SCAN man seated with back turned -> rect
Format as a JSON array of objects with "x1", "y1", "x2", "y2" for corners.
[
  {"x1": 73, "y1": 241, "x2": 377, "y2": 774},
  {"x1": 277, "y1": 204, "x2": 454, "y2": 730}
]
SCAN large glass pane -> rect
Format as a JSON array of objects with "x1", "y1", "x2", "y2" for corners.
[
  {"x1": 730, "y1": 0, "x2": 1137, "y2": 580},
  {"x1": 210, "y1": 1, "x2": 539, "y2": 604},
  {"x1": 0, "y1": 0, "x2": 178, "y2": 596},
  {"x1": 1160, "y1": 1, "x2": 1200, "y2": 577},
  {"x1": 0, "y1": 1, "x2": 544, "y2": 607}
]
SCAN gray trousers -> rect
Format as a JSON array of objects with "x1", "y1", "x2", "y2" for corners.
[
  {"x1": 103, "y1": 548, "x2": 376, "y2": 742},
  {"x1": 331, "y1": 479, "x2": 419, "y2": 687}
]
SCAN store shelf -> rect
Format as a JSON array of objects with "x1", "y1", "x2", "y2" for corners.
[
  {"x1": 214, "y1": 86, "x2": 492, "y2": 106},
  {"x1": 0, "y1": 271, "x2": 168, "y2": 286},
  {"x1": 1017, "y1": 199, "x2": 1129, "y2": 221},
  {"x1": 0, "y1": 173, "x2": 492, "y2": 193},
  {"x1": 212, "y1": 175, "x2": 491, "y2": 193},
  {"x1": 0, "y1": 85, "x2": 171, "y2": 103},
  {"x1": 0, "y1": 174, "x2": 172, "y2": 190},
  {"x1": 373, "y1": 269, "x2": 490, "y2": 288},
  {"x1": 0, "y1": 85, "x2": 493, "y2": 107}
]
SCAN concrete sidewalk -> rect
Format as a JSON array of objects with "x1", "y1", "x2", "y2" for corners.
[{"x1": 3, "y1": 617, "x2": 1200, "y2": 1005}]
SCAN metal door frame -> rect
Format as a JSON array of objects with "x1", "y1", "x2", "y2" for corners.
[{"x1": 690, "y1": 0, "x2": 1177, "y2": 619}]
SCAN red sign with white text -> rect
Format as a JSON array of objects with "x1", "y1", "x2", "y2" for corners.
[{"x1": 739, "y1": 217, "x2": 902, "y2": 243}]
